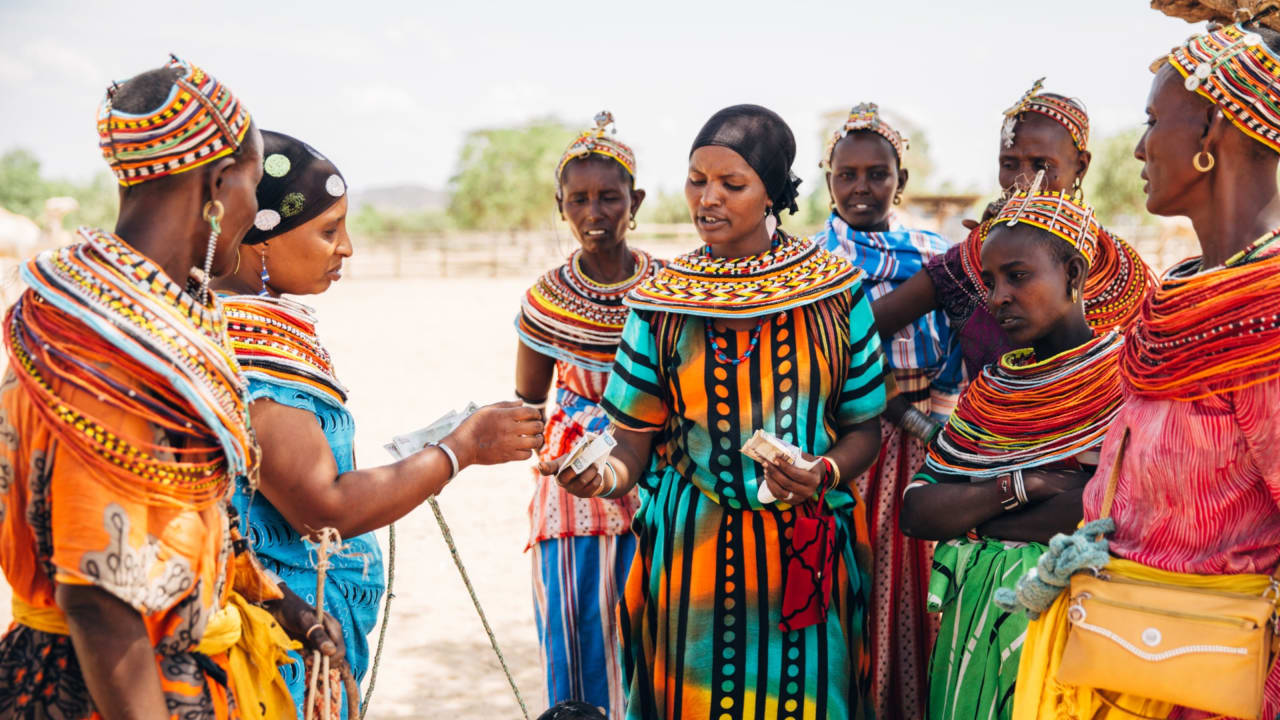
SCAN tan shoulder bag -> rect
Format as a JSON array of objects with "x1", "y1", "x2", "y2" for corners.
[{"x1": 1055, "y1": 431, "x2": 1280, "y2": 719}]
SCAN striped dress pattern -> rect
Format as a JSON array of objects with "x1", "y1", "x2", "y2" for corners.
[{"x1": 601, "y1": 284, "x2": 887, "y2": 720}]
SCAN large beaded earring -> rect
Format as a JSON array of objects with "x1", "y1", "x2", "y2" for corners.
[
  {"x1": 198, "y1": 200, "x2": 223, "y2": 305},
  {"x1": 258, "y1": 243, "x2": 271, "y2": 297}
]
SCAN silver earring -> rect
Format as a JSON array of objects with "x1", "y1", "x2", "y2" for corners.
[
  {"x1": 259, "y1": 244, "x2": 271, "y2": 296},
  {"x1": 199, "y1": 201, "x2": 224, "y2": 305}
]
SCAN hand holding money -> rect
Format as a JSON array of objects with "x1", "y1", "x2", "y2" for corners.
[
  {"x1": 740, "y1": 429, "x2": 823, "y2": 505},
  {"x1": 384, "y1": 401, "x2": 543, "y2": 470}
]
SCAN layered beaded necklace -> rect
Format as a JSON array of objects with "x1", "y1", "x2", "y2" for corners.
[
  {"x1": 925, "y1": 331, "x2": 1124, "y2": 478},
  {"x1": 1122, "y1": 230, "x2": 1280, "y2": 401},
  {"x1": 223, "y1": 295, "x2": 348, "y2": 406},
  {"x1": 625, "y1": 230, "x2": 861, "y2": 319},
  {"x1": 517, "y1": 249, "x2": 659, "y2": 372},
  {"x1": 8, "y1": 228, "x2": 255, "y2": 507}
]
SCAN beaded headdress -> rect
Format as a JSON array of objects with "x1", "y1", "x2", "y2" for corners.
[
  {"x1": 97, "y1": 55, "x2": 252, "y2": 187},
  {"x1": 1163, "y1": 22, "x2": 1280, "y2": 154},
  {"x1": 556, "y1": 111, "x2": 637, "y2": 184},
  {"x1": 1001, "y1": 78, "x2": 1090, "y2": 152},
  {"x1": 991, "y1": 190, "x2": 1100, "y2": 267},
  {"x1": 821, "y1": 102, "x2": 909, "y2": 168}
]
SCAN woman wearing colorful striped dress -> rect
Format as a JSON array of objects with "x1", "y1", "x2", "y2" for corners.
[
  {"x1": 514, "y1": 112, "x2": 661, "y2": 719},
  {"x1": 900, "y1": 190, "x2": 1125, "y2": 720},
  {"x1": 547, "y1": 105, "x2": 886, "y2": 719},
  {"x1": 811, "y1": 102, "x2": 962, "y2": 720}
]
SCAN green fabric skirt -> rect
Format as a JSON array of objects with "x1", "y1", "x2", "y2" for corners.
[{"x1": 926, "y1": 538, "x2": 1046, "y2": 720}]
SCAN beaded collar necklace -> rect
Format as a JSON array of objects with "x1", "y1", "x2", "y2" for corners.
[
  {"x1": 925, "y1": 331, "x2": 1124, "y2": 477},
  {"x1": 223, "y1": 295, "x2": 348, "y2": 406},
  {"x1": 1122, "y1": 229, "x2": 1280, "y2": 401},
  {"x1": 517, "y1": 249, "x2": 660, "y2": 372},
  {"x1": 625, "y1": 231, "x2": 861, "y2": 319},
  {"x1": 8, "y1": 228, "x2": 255, "y2": 506}
]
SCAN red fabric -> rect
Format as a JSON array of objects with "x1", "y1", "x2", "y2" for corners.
[{"x1": 779, "y1": 491, "x2": 837, "y2": 632}]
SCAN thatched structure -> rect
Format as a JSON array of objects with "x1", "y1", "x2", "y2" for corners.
[{"x1": 1151, "y1": 0, "x2": 1280, "y2": 30}]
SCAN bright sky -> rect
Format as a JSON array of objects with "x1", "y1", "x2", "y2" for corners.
[{"x1": 0, "y1": 0, "x2": 1198, "y2": 197}]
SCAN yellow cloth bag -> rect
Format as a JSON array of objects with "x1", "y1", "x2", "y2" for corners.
[
  {"x1": 196, "y1": 591, "x2": 301, "y2": 720},
  {"x1": 1013, "y1": 557, "x2": 1273, "y2": 719}
]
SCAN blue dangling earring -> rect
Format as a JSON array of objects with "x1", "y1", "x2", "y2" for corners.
[{"x1": 258, "y1": 243, "x2": 271, "y2": 296}]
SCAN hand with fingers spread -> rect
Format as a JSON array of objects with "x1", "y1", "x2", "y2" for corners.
[
  {"x1": 762, "y1": 453, "x2": 826, "y2": 504},
  {"x1": 444, "y1": 401, "x2": 546, "y2": 469}
]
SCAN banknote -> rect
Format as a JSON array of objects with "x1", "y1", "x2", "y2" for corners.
[
  {"x1": 741, "y1": 429, "x2": 819, "y2": 504},
  {"x1": 557, "y1": 431, "x2": 617, "y2": 475},
  {"x1": 385, "y1": 402, "x2": 480, "y2": 460}
]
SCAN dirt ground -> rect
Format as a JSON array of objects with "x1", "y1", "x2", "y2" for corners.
[{"x1": 0, "y1": 272, "x2": 561, "y2": 719}]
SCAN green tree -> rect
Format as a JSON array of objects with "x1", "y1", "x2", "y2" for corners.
[
  {"x1": 0, "y1": 149, "x2": 118, "y2": 230},
  {"x1": 1083, "y1": 126, "x2": 1151, "y2": 225},
  {"x1": 637, "y1": 189, "x2": 690, "y2": 225},
  {"x1": 447, "y1": 118, "x2": 576, "y2": 231},
  {"x1": 0, "y1": 149, "x2": 51, "y2": 218}
]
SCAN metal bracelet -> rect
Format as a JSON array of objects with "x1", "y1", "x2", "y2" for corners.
[
  {"x1": 901, "y1": 407, "x2": 943, "y2": 442},
  {"x1": 1012, "y1": 469, "x2": 1028, "y2": 505},
  {"x1": 428, "y1": 441, "x2": 460, "y2": 480}
]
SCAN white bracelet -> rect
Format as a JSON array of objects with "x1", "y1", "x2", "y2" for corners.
[
  {"x1": 428, "y1": 441, "x2": 460, "y2": 480},
  {"x1": 1012, "y1": 469, "x2": 1028, "y2": 505},
  {"x1": 595, "y1": 460, "x2": 620, "y2": 498}
]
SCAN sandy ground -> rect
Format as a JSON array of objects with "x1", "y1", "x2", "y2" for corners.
[{"x1": 0, "y1": 271, "x2": 561, "y2": 719}]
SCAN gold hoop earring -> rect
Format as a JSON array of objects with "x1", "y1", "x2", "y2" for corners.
[
  {"x1": 1071, "y1": 286, "x2": 1081, "y2": 304},
  {"x1": 893, "y1": 193, "x2": 903, "y2": 206},
  {"x1": 232, "y1": 250, "x2": 241, "y2": 275},
  {"x1": 1193, "y1": 150, "x2": 1216, "y2": 173},
  {"x1": 629, "y1": 216, "x2": 638, "y2": 231},
  {"x1": 1072, "y1": 178, "x2": 1085, "y2": 202}
]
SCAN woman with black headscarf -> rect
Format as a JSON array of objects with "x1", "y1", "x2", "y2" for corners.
[
  {"x1": 548, "y1": 105, "x2": 885, "y2": 718},
  {"x1": 213, "y1": 131, "x2": 544, "y2": 718}
]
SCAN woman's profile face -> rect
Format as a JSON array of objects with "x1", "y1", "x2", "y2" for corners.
[
  {"x1": 558, "y1": 157, "x2": 640, "y2": 253},
  {"x1": 827, "y1": 132, "x2": 904, "y2": 231},
  {"x1": 1135, "y1": 63, "x2": 1210, "y2": 217},
  {"x1": 261, "y1": 195, "x2": 352, "y2": 296},
  {"x1": 685, "y1": 145, "x2": 770, "y2": 251}
]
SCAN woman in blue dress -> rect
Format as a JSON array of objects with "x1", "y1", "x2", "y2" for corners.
[{"x1": 214, "y1": 131, "x2": 544, "y2": 717}]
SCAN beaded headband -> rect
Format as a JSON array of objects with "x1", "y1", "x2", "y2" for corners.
[
  {"x1": 98, "y1": 55, "x2": 252, "y2": 188},
  {"x1": 990, "y1": 190, "x2": 1100, "y2": 267},
  {"x1": 1163, "y1": 23, "x2": 1280, "y2": 154},
  {"x1": 1001, "y1": 78, "x2": 1090, "y2": 152},
  {"x1": 555, "y1": 111, "x2": 637, "y2": 184},
  {"x1": 821, "y1": 102, "x2": 909, "y2": 168}
]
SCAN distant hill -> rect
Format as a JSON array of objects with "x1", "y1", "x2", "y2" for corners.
[{"x1": 350, "y1": 185, "x2": 447, "y2": 214}]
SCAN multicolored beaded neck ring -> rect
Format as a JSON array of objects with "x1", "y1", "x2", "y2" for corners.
[{"x1": 705, "y1": 315, "x2": 769, "y2": 365}]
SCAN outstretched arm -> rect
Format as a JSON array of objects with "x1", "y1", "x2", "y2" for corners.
[
  {"x1": 252, "y1": 400, "x2": 544, "y2": 539},
  {"x1": 872, "y1": 269, "x2": 938, "y2": 341}
]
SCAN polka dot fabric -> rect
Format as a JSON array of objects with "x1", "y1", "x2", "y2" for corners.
[{"x1": 601, "y1": 287, "x2": 886, "y2": 718}]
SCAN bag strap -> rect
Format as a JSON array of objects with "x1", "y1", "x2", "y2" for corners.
[{"x1": 1097, "y1": 429, "x2": 1130, "y2": 521}]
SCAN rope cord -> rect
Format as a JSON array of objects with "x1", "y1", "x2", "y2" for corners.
[
  {"x1": 428, "y1": 497, "x2": 531, "y2": 720},
  {"x1": 361, "y1": 522, "x2": 395, "y2": 716}
]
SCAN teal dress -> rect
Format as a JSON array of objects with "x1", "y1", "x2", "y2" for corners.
[{"x1": 232, "y1": 380, "x2": 385, "y2": 720}]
